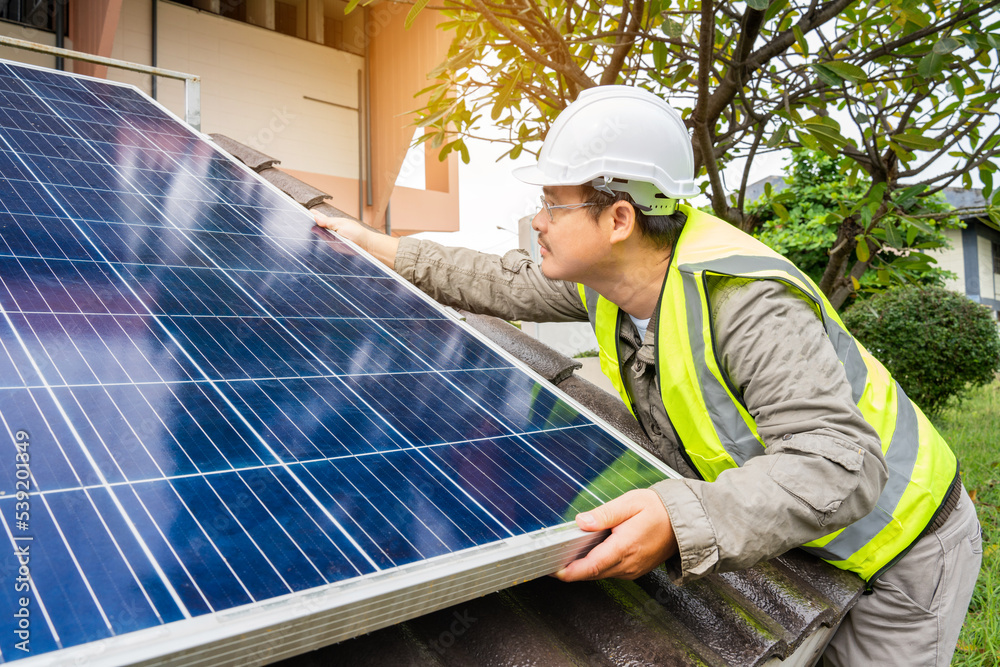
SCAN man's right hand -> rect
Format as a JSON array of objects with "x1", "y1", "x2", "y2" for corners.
[
  {"x1": 313, "y1": 210, "x2": 400, "y2": 269},
  {"x1": 313, "y1": 211, "x2": 370, "y2": 244}
]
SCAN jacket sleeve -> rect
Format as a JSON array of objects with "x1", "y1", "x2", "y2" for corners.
[
  {"x1": 394, "y1": 237, "x2": 588, "y2": 323},
  {"x1": 651, "y1": 278, "x2": 889, "y2": 581}
]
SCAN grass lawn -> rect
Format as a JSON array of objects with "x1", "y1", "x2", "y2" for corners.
[{"x1": 933, "y1": 380, "x2": 1000, "y2": 666}]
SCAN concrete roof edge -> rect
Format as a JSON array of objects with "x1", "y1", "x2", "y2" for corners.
[{"x1": 209, "y1": 133, "x2": 281, "y2": 171}]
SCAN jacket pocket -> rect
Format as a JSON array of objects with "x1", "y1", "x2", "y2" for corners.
[
  {"x1": 768, "y1": 436, "x2": 866, "y2": 526},
  {"x1": 499, "y1": 249, "x2": 531, "y2": 275}
]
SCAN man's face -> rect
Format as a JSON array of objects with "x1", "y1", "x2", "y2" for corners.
[{"x1": 532, "y1": 185, "x2": 608, "y2": 282}]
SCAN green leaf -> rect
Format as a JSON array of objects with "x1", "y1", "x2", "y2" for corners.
[
  {"x1": 344, "y1": 0, "x2": 362, "y2": 13},
  {"x1": 823, "y1": 60, "x2": 866, "y2": 83},
  {"x1": 772, "y1": 201, "x2": 790, "y2": 221},
  {"x1": 810, "y1": 63, "x2": 843, "y2": 87},
  {"x1": 747, "y1": 0, "x2": 769, "y2": 10},
  {"x1": 917, "y1": 52, "x2": 946, "y2": 79},
  {"x1": 948, "y1": 75, "x2": 966, "y2": 100},
  {"x1": 492, "y1": 70, "x2": 519, "y2": 120},
  {"x1": 763, "y1": 0, "x2": 787, "y2": 22},
  {"x1": 884, "y1": 222, "x2": 903, "y2": 248},
  {"x1": 663, "y1": 19, "x2": 685, "y2": 39},
  {"x1": 900, "y1": 215, "x2": 934, "y2": 236},
  {"x1": 803, "y1": 117, "x2": 852, "y2": 150},
  {"x1": 404, "y1": 0, "x2": 430, "y2": 30},
  {"x1": 933, "y1": 37, "x2": 961, "y2": 55},
  {"x1": 793, "y1": 26, "x2": 808, "y2": 55},
  {"x1": 796, "y1": 130, "x2": 823, "y2": 153},
  {"x1": 856, "y1": 238, "x2": 870, "y2": 262},
  {"x1": 893, "y1": 133, "x2": 943, "y2": 151},
  {"x1": 510, "y1": 144, "x2": 523, "y2": 160},
  {"x1": 989, "y1": 35, "x2": 1000, "y2": 51},
  {"x1": 894, "y1": 183, "x2": 927, "y2": 207},
  {"x1": 653, "y1": 41, "x2": 668, "y2": 71},
  {"x1": 766, "y1": 123, "x2": 789, "y2": 148},
  {"x1": 672, "y1": 63, "x2": 694, "y2": 85},
  {"x1": 860, "y1": 205, "x2": 873, "y2": 228}
]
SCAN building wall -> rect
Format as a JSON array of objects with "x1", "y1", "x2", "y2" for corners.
[
  {"x1": 366, "y1": 2, "x2": 454, "y2": 228},
  {"x1": 978, "y1": 235, "x2": 998, "y2": 302},
  {"x1": 106, "y1": 0, "x2": 363, "y2": 180},
  {"x1": 933, "y1": 228, "x2": 965, "y2": 293},
  {"x1": 2, "y1": 0, "x2": 460, "y2": 234},
  {"x1": 0, "y1": 22, "x2": 62, "y2": 69}
]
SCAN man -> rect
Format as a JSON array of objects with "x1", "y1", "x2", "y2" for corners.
[{"x1": 314, "y1": 86, "x2": 981, "y2": 666}]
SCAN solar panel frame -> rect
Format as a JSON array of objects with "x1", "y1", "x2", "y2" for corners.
[{"x1": 0, "y1": 58, "x2": 683, "y2": 666}]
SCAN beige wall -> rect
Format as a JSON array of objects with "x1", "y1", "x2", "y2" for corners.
[
  {"x1": 0, "y1": 22, "x2": 64, "y2": 69},
  {"x1": 978, "y1": 235, "x2": 998, "y2": 301},
  {"x1": 932, "y1": 228, "x2": 966, "y2": 293},
  {"x1": 106, "y1": 0, "x2": 363, "y2": 179}
]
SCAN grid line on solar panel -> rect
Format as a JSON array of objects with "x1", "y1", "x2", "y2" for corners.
[
  {"x1": 0, "y1": 60, "x2": 674, "y2": 664},
  {"x1": 0, "y1": 105, "x2": 593, "y2": 523},
  {"x1": 0, "y1": 124, "x2": 398, "y2": 604}
]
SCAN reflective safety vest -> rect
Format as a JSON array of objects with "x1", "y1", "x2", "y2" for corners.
[{"x1": 577, "y1": 205, "x2": 957, "y2": 581}]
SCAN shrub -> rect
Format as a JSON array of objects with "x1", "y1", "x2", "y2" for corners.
[{"x1": 842, "y1": 287, "x2": 1000, "y2": 414}]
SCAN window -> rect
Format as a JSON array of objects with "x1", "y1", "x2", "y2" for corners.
[
  {"x1": 274, "y1": 1, "x2": 299, "y2": 37},
  {"x1": 219, "y1": 0, "x2": 246, "y2": 21},
  {"x1": 166, "y1": 0, "x2": 362, "y2": 54},
  {"x1": 0, "y1": 0, "x2": 63, "y2": 32},
  {"x1": 993, "y1": 242, "x2": 1000, "y2": 275}
]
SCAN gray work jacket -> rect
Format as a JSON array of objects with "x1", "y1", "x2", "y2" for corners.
[{"x1": 395, "y1": 238, "x2": 887, "y2": 583}]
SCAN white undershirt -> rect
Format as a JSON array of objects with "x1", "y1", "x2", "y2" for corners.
[{"x1": 628, "y1": 314, "x2": 650, "y2": 340}]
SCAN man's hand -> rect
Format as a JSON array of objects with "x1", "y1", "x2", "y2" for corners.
[
  {"x1": 313, "y1": 210, "x2": 400, "y2": 269},
  {"x1": 313, "y1": 211, "x2": 370, "y2": 244},
  {"x1": 555, "y1": 489, "x2": 677, "y2": 581}
]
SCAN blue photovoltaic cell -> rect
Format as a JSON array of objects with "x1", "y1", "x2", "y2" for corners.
[{"x1": 0, "y1": 60, "x2": 669, "y2": 663}]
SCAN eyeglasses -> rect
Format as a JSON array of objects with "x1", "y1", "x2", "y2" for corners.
[{"x1": 538, "y1": 195, "x2": 597, "y2": 222}]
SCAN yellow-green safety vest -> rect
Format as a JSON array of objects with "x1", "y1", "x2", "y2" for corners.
[{"x1": 577, "y1": 204, "x2": 957, "y2": 581}]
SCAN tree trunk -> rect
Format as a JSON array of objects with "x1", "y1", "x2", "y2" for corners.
[{"x1": 819, "y1": 216, "x2": 863, "y2": 307}]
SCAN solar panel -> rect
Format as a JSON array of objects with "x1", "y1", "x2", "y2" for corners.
[{"x1": 0, "y1": 59, "x2": 676, "y2": 665}]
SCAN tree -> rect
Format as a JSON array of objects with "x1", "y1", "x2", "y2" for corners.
[
  {"x1": 354, "y1": 0, "x2": 1000, "y2": 308},
  {"x1": 842, "y1": 286, "x2": 1000, "y2": 413},
  {"x1": 748, "y1": 149, "x2": 961, "y2": 297}
]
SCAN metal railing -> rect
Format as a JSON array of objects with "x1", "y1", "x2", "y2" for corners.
[{"x1": 0, "y1": 35, "x2": 201, "y2": 130}]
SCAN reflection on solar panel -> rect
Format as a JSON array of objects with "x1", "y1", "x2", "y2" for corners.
[{"x1": 0, "y1": 59, "x2": 674, "y2": 665}]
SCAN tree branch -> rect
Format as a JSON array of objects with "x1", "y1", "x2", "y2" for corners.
[
  {"x1": 601, "y1": 0, "x2": 646, "y2": 85},
  {"x1": 469, "y1": 0, "x2": 595, "y2": 92}
]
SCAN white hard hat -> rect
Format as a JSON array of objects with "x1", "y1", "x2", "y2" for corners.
[{"x1": 513, "y1": 86, "x2": 697, "y2": 212}]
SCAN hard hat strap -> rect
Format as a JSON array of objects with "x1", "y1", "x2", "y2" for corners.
[{"x1": 591, "y1": 176, "x2": 678, "y2": 216}]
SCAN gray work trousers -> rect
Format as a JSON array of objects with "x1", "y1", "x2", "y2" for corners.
[{"x1": 822, "y1": 487, "x2": 982, "y2": 667}]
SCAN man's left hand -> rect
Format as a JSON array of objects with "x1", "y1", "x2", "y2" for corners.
[{"x1": 555, "y1": 489, "x2": 677, "y2": 581}]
